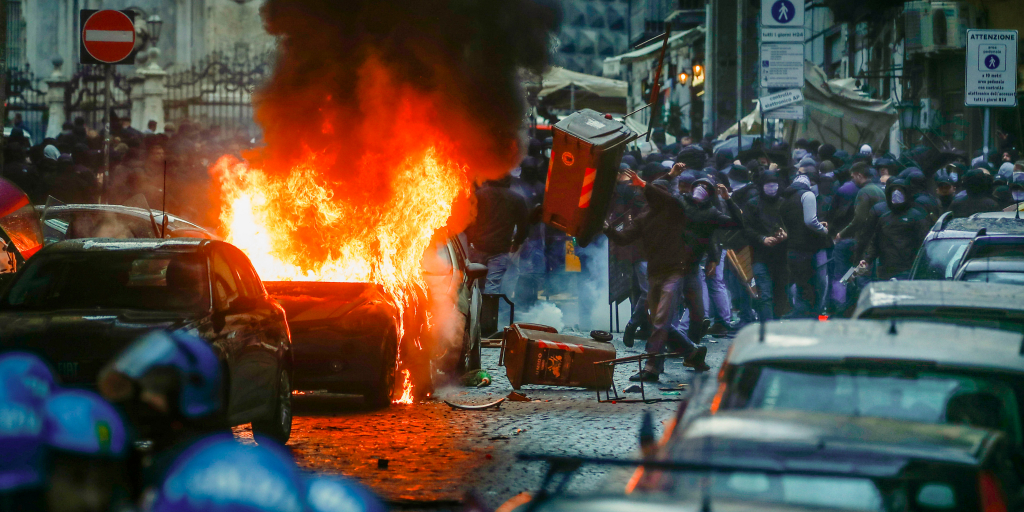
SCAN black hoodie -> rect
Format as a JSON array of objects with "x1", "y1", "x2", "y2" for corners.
[
  {"x1": 948, "y1": 169, "x2": 999, "y2": 219},
  {"x1": 857, "y1": 180, "x2": 930, "y2": 279},
  {"x1": 780, "y1": 177, "x2": 829, "y2": 252},
  {"x1": 898, "y1": 167, "x2": 941, "y2": 222},
  {"x1": 743, "y1": 170, "x2": 787, "y2": 262}
]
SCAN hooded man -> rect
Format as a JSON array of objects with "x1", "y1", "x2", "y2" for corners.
[
  {"x1": 781, "y1": 173, "x2": 829, "y2": 318},
  {"x1": 897, "y1": 167, "x2": 940, "y2": 223},
  {"x1": 465, "y1": 176, "x2": 530, "y2": 295},
  {"x1": 605, "y1": 165, "x2": 715, "y2": 382},
  {"x1": 855, "y1": 179, "x2": 931, "y2": 280},
  {"x1": 742, "y1": 170, "x2": 790, "y2": 320},
  {"x1": 948, "y1": 168, "x2": 999, "y2": 218},
  {"x1": 934, "y1": 168, "x2": 957, "y2": 211}
]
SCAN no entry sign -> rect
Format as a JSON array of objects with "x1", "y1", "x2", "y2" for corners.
[{"x1": 80, "y1": 10, "x2": 136, "y2": 65}]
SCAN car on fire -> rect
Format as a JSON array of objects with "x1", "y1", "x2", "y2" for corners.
[
  {"x1": 265, "y1": 234, "x2": 487, "y2": 407},
  {"x1": 0, "y1": 238, "x2": 294, "y2": 442},
  {"x1": 852, "y1": 281, "x2": 1024, "y2": 333}
]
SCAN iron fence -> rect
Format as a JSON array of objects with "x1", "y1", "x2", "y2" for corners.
[
  {"x1": 163, "y1": 50, "x2": 273, "y2": 138},
  {"x1": 4, "y1": 66, "x2": 47, "y2": 142},
  {"x1": 65, "y1": 65, "x2": 133, "y2": 132}
]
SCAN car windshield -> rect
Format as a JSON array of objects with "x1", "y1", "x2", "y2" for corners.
[
  {"x1": 724, "y1": 366, "x2": 1023, "y2": 445},
  {"x1": 645, "y1": 472, "x2": 885, "y2": 511},
  {"x1": 912, "y1": 239, "x2": 968, "y2": 280},
  {"x1": 1, "y1": 251, "x2": 210, "y2": 313},
  {"x1": 962, "y1": 271, "x2": 1024, "y2": 285}
]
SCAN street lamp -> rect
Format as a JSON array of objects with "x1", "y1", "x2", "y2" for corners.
[{"x1": 146, "y1": 14, "x2": 163, "y2": 44}]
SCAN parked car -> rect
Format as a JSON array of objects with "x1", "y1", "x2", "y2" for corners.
[
  {"x1": 264, "y1": 235, "x2": 486, "y2": 407},
  {"x1": 37, "y1": 203, "x2": 217, "y2": 244},
  {"x1": 0, "y1": 178, "x2": 44, "y2": 284},
  {"x1": 910, "y1": 211, "x2": 1024, "y2": 280},
  {"x1": 513, "y1": 409, "x2": 1023, "y2": 512},
  {"x1": 0, "y1": 238, "x2": 294, "y2": 442},
  {"x1": 852, "y1": 281, "x2": 1024, "y2": 333},
  {"x1": 700, "y1": 320, "x2": 1024, "y2": 451}
]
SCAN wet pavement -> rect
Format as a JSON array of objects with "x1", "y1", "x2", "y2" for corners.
[{"x1": 235, "y1": 333, "x2": 731, "y2": 509}]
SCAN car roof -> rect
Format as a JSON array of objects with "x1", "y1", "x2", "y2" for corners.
[
  {"x1": 40, "y1": 237, "x2": 211, "y2": 255},
  {"x1": 932, "y1": 214, "x2": 1024, "y2": 239},
  {"x1": 676, "y1": 410, "x2": 996, "y2": 469},
  {"x1": 729, "y1": 320, "x2": 1024, "y2": 374},
  {"x1": 854, "y1": 281, "x2": 1024, "y2": 315},
  {"x1": 37, "y1": 204, "x2": 216, "y2": 237}
]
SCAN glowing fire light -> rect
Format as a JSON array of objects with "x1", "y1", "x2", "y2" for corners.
[
  {"x1": 394, "y1": 369, "x2": 414, "y2": 405},
  {"x1": 211, "y1": 144, "x2": 469, "y2": 405}
]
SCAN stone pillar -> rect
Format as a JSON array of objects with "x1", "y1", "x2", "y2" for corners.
[
  {"x1": 131, "y1": 48, "x2": 167, "y2": 132},
  {"x1": 44, "y1": 57, "x2": 69, "y2": 138}
]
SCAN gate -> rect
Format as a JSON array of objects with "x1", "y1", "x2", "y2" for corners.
[
  {"x1": 163, "y1": 50, "x2": 273, "y2": 137},
  {"x1": 65, "y1": 65, "x2": 133, "y2": 132},
  {"x1": 4, "y1": 67, "x2": 48, "y2": 143}
]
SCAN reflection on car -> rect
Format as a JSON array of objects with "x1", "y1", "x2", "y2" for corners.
[{"x1": 853, "y1": 281, "x2": 1024, "y2": 333}]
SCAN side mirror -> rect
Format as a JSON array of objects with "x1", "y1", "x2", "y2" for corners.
[{"x1": 466, "y1": 262, "x2": 488, "y2": 284}]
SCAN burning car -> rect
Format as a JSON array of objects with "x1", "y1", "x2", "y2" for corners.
[
  {"x1": 0, "y1": 238, "x2": 294, "y2": 442},
  {"x1": 265, "y1": 235, "x2": 486, "y2": 407}
]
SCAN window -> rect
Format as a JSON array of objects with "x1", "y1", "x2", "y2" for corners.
[
  {"x1": 210, "y1": 250, "x2": 239, "y2": 310},
  {"x1": 222, "y1": 246, "x2": 265, "y2": 298},
  {"x1": 2, "y1": 251, "x2": 209, "y2": 312},
  {"x1": 912, "y1": 238, "x2": 969, "y2": 280}
]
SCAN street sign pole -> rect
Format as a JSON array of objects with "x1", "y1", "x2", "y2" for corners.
[
  {"x1": 737, "y1": 0, "x2": 743, "y2": 141},
  {"x1": 103, "y1": 65, "x2": 112, "y2": 203},
  {"x1": 983, "y1": 107, "x2": 991, "y2": 161}
]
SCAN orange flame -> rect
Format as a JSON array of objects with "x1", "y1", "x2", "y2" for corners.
[{"x1": 394, "y1": 369, "x2": 414, "y2": 405}]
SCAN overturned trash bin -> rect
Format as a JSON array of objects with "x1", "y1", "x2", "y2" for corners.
[
  {"x1": 500, "y1": 323, "x2": 615, "y2": 390},
  {"x1": 542, "y1": 109, "x2": 636, "y2": 247}
]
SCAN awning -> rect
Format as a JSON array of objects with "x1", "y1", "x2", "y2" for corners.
[
  {"x1": 603, "y1": 26, "x2": 706, "y2": 75},
  {"x1": 526, "y1": 66, "x2": 628, "y2": 114}
]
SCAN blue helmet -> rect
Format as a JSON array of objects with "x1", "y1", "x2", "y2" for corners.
[
  {"x1": 0, "y1": 352, "x2": 57, "y2": 404},
  {"x1": 43, "y1": 389, "x2": 130, "y2": 458},
  {"x1": 149, "y1": 435, "x2": 305, "y2": 512},
  {"x1": 304, "y1": 476, "x2": 387, "y2": 512},
  {"x1": 106, "y1": 331, "x2": 222, "y2": 419},
  {"x1": 0, "y1": 399, "x2": 47, "y2": 491}
]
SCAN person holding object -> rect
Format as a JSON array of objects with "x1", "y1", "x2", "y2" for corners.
[{"x1": 781, "y1": 173, "x2": 830, "y2": 318}]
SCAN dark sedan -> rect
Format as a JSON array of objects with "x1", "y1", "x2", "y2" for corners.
[{"x1": 0, "y1": 238, "x2": 294, "y2": 442}]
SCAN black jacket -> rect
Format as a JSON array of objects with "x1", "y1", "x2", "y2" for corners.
[
  {"x1": 780, "y1": 180, "x2": 829, "y2": 253},
  {"x1": 743, "y1": 188, "x2": 788, "y2": 263},
  {"x1": 857, "y1": 182, "x2": 931, "y2": 280},
  {"x1": 466, "y1": 183, "x2": 529, "y2": 255},
  {"x1": 948, "y1": 169, "x2": 999, "y2": 219},
  {"x1": 606, "y1": 179, "x2": 743, "y2": 276}
]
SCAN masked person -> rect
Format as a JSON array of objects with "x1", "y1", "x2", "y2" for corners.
[
  {"x1": 855, "y1": 179, "x2": 931, "y2": 280},
  {"x1": 781, "y1": 173, "x2": 829, "y2": 318},
  {"x1": 742, "y1": 170, "x2": 789, "y2": 320},
  {"x1": 1008, "y1": 174, "x2": 1024, "y2": 211},
  {"x1": 934, "y1": 168, "x2": 957, "y2": 211},
  {"x1": 606, "y1": 166, "x2": 735, "y2": 382},
  {"x1": 897, "y1": 167, "x2": 941, "y2": 223},
  {"x1": 949, "y1": 168, "x2": 999, "y2": 219},
  {"x1": 42, "y1": 389, "x2": 133, "y2": 512}
]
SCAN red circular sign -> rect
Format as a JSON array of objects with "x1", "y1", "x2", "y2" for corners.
[{"x1": 82, "y1": 10, "x2": 135, "y2": 64}]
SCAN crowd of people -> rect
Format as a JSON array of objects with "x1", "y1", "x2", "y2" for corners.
[
  {"x1": 467, "y1": 130, "x2": 1024, "y2": 383},
  {"x1": 0, "y1": 332, "x2": 384, "y2": 512},
  {"x1": 3, "y1": 115, "x2": 254, "y2": 227}
]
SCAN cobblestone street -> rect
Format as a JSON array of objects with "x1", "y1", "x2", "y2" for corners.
[{"x1": 235, "y1": 335, "x2": 731, "y2": 509}]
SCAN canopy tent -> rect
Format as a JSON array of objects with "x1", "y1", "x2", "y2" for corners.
[
  {"x1": 525, "y1": 66, "x2": 628, "y2": 114},
  {"x1": 717, "y1": 61, "x2": 898, "y2": 153}
]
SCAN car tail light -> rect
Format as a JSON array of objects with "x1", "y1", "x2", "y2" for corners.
[
  {"x1": 979, "y1": 471, "x2": 1008, "y2": 512},
  {"x1": 818, "y1": 314, "x2": 829, "y2": 322}
]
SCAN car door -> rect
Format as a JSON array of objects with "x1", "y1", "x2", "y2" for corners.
[
  {"x1": 223, "y1": 245, "x2": 287, "y2": 407},
  {"x1": 208, "y1": 246, "x2": 269, "y2": 421}
]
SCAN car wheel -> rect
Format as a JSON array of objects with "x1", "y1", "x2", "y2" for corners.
[
  {"x1": 252, "y1": 368, "x2": 293, "y2": 445},
  {"x1": 364, "y1": 340, "x2": 397, "y2": 409},
  {"x1": 467, "y1": 319, "x2": 481, "y2": 371}
]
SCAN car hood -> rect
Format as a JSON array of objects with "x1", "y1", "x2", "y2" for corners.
[{"x1": 0, "y1": 309, "x2": 201, "y2": 384}]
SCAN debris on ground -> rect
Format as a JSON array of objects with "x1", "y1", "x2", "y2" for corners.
[
  {"x1": 443, "y1": 398, "x2": 506, "y2": 411},
  {"x1": 377, "y1": 458, "x2": 389, "y2": 469},
  {"x1": 462, "y1": 369, "x2": 492, "y2": 387},
  {"x1": 623, "y1": 384, "x2": 643, "y2": 393},
  {"x1": 507, "y1": 391, "x2": 531, "y2": 402}
]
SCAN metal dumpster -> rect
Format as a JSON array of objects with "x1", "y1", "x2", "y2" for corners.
[
  {"x1": 542, "y1": 109, "x2": 635, "y2": 247},
  {"x1": 501, "y1": 323, "x2": 615, "y2": 390}
]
